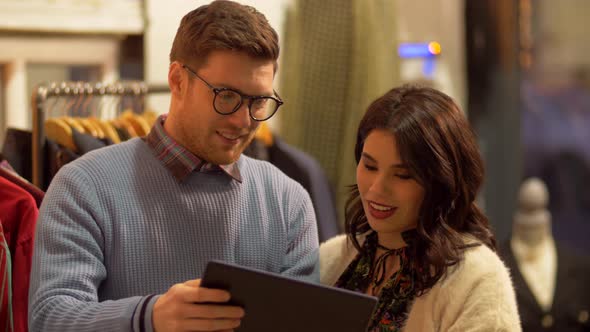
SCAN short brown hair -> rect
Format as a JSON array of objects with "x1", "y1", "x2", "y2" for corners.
[{"x1": 170, "y1": 0, "x2": 279, "y2": 70}]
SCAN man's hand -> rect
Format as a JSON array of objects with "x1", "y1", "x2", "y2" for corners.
[{"x1": 153, "y1": 279, "x2": 245, "y2": 332}]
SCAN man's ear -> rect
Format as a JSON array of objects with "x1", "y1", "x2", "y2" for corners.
[{"x1": 168, "y1": 62, "x2": 185, "y2": 98}]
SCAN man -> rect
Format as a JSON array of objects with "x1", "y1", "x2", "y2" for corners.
[{"x1": 28, "y1": 1, "x2": 319, "y2": 331}]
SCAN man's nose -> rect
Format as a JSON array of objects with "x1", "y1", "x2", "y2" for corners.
[{"x1": 226, "y1": 102, "x2": 252, "y2": 129}]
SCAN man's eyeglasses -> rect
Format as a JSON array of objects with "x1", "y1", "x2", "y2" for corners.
[{"x1": 182, "y1": 64, "x2": 283, "y2": 121}]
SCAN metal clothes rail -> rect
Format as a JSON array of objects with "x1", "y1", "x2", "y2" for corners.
[{"x1": 31, "y1": 81, "x2": 169, "y2": 187}]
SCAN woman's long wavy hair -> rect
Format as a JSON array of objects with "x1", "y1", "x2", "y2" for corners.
[{"x1": 345, "y1": 84, "x2": 496, "y2": 295}]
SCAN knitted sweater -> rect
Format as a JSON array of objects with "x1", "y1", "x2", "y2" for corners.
[
  {"x1": 28, "y1": 138, "x2": 319, "y2": 332},
  {"x1": 320, "y1": 234, "x2": 522, "y2": 332}
]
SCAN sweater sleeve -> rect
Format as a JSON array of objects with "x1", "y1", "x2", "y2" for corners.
[
  {"x1": 28, "y1": 164, "x2": 156, "y2": 332},
  {"x1": 439, "y1": 246, "x2": 522, "y2": 332},
  {"x1": 279, "y1": 183, "x2": 319, "y2": 283}
]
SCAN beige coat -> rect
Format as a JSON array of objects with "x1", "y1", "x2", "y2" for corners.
[{"x1": 320, "y1": 234, "x2": 522, "y2": 332}]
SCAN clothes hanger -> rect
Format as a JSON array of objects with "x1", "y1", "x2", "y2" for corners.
[
  {"x1": 141, "y1": 110, "x2": 158, "y2": 127},
  {"x1": 138, "y1": 91, "x2": 159, "y2": 127},
  {"x1": 61, "y1": 117, "x2": 86, "y2": 134},
  {"x1": 77, "y1": 117, "x2": 99, "y2": 137},
  {"x1": 95, "y1": 119, "x2": 121, "y2": 144},
  {"x1": 120, "y1": 110, "x2": 150, "y2": 136},
  {"x1": 86, "y1": 118, "x2": 106, "y2": 139},
  {"x1": 73, "y1": 92, "x2": 103, "y2": 138},
  {"x1": 43, "y1": 91, "x2": 78, "y2": 151},
  {"x1": 116, "y1": 94, "x2": 149, "y2": 136},
  {"x1": 101, "y1": 94, "x2": 135, "y2": 139},
  {"x1": 87, "y1": 93, "x2": 121, "y2": 144},
  {"x1": 110, "y1": 120, "x2": 132, "y2": 141},
  {"x1": 44, "y1": 118, "x2": 78, "y2": 152},
  {"x1": 57, "y1": 92, "x2": 87, "y2": 135},
  {"x1": 112, "y1": 118, "x2": 138, "y2": 138}
]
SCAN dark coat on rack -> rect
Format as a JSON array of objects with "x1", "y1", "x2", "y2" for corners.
[
  {"x1": 499, "y1": 241, "x2": 590, "y2": 332},
  {"x1": 1, "y1": 128, "x2": 33, "y2": 183},
  {"x1": 268, "y1": 137, "x2": 339, "y2": 242},
  {"x1": 243, "y1": 136, "x2": 340, "y2": 242}
]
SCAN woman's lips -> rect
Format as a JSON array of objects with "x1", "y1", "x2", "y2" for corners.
[{"x1": 367, "y1": 201, "x2": 397, "y2": 219}]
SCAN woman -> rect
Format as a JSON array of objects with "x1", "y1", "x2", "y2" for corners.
[{"x1": 320, "y1": 85, "x2": 521, "y2": 331}]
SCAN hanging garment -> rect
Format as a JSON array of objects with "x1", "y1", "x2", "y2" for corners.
[
  {"x1": 39, "y1": 113, "x2": 154, "y2": 189},
  {"x1": 500, "y1": 241, "x2": 590, "y2": 331},
  {"x1": 268, "y1": 137, "x2": 339, "y2": 241},
  {"x1": 0, "y1": 167, "x2": 44, "y2": 208},
  {"x1": 278, "y1": 0, "x2": 399, "y2": 221},
  {"x1": 44, "y1": 139, "x2": 80, "y2": 190},
  {"x1": 0, "y1": 222, "x2": 14, "y2": 332},
  {"x1": 0, "y1": 152, "x2": 16, "y2": 173},
  {"x1": 243, "y1": 138, "x2": 270, "y2": 161},
  {"x1": 1, "y1": 128, "x2": 33, "y2": 183},
  {"x1": 71, "y1": 126, "x2": 110, "y2": 154},
  {"x1": 0, "y1": 176, "x2": 39, "y2": 332}
]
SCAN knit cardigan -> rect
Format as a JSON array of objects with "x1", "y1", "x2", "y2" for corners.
[{"x1": 320, "y1": 234, "x2": 522, "y2": 332}]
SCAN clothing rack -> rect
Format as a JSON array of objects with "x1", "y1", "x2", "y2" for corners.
[{"x1": 31, "y1": 81, "x2": 170, "y2": 188}]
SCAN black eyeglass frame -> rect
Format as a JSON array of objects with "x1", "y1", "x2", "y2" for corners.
[{"x1": 182, "y1": 64, "x2": 283, "y2": 121}]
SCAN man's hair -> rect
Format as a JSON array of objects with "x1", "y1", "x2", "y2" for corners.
[{"x1": 170, "y1": 0, "x2": 279, "y2": 70}]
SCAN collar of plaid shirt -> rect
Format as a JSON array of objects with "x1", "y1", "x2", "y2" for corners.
[{"x1": 143, "y1": 114, "x2": 242, "y2": 183}]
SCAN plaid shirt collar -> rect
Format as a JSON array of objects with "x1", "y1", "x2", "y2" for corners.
[{"x1": 144, "y1": 114, "x2": 242, "y2": 183}]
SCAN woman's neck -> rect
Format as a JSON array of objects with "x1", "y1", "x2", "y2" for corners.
[
  {"x1": 376, "y1": 231, "x2": 408, "y2": 251},
  {"x1": 369, "y1": 233, "x2": 404, "y2": 296}
]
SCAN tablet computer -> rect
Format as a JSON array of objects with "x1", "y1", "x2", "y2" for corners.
[{"x1": 202, "y1": 260, "x2": 378, "y2": 332}]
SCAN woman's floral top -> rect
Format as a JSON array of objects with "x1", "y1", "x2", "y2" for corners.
[{"x1": 334, "y1": 232, "x2": 417, "y2": 332}]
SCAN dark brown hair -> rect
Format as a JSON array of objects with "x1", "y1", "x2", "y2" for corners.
[
  {"x1": 170, "y1": 0, "x2": 279, "y2": 70},
  {"x1": 346, "y1": 84, "x2": 496, "y2": 294}
]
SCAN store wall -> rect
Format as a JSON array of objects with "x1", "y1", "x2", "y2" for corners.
[
  {"x1": 0, "y1": 37, "x2": 120, "y2": 132},
  {"x1": 0, "y1": 0, "x2": 142, "y2": 34},
  {"x1": 536, "y1": 0, "x2": 590, "y2": 76},
  {"x1": 395, "y1": 0, "x2": 466, "y2": 110}
]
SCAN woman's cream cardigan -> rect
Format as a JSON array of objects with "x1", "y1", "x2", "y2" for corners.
[{"x1": 320, "y1": 234, "x2": 522, "y2": 331}]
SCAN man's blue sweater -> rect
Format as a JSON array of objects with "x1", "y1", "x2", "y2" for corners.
[{"x1": 28, "y1": 138, "x2": 319, "y2": 332}]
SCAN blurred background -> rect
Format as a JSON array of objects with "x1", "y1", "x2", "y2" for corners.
[
  {"x1": 1, "y1": 0, "x2": 590, "y2": 330},
  {"x1": 0, "y1": 0, "x2": 588, "y2": 263}
]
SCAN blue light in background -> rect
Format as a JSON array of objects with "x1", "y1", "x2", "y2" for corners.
[
  {"x1": 423, "y1": 58, "x2": 436, "y2": 77},
  {"x1": 399, "y1": 43, "x2": 430, "y2": 58},
  {"x1": 398, "y1": 42, "x2": 441, "y2": 78},
  {"x1": 398, "y1": 42, "x2": 441, "y2": 58}
]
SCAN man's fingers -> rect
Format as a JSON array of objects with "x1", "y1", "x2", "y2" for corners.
[
  {"x1": 185, "y1": 279, "x2": 201, "y2": 287},
  {"x1": 180, "y1": 318, "x2": 241, "y2": 331},
  {"x1": 154, "y1": 280, "x2": 244, "y2": 332},
  {"x1": 178, "y1": 303, "x2": 245, "y2": 319},
  {"x1": 179, "y1": 285, "x2": 231, "y2": 304}
]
